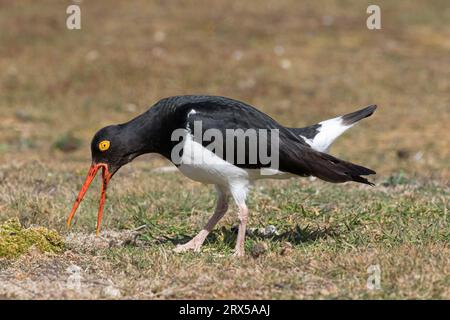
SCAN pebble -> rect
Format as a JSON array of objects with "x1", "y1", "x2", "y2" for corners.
[
  {"x1": 102, "y1": 285, "x2": 121, "y2": 299},
  {"x1": 280, "y1": 242, "x2": 293, "y2": 256},
  {"x1": 251, "y1": 242, "x2": 268, "y2": 258}
]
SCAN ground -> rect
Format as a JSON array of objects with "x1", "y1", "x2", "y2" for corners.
[{"x1": 0, "y1": 0, "x2": 449, "y2": 299}]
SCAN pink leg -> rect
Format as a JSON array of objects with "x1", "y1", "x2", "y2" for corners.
[
  {"x1": 232, "y1": 204, "x2": 248, "y2": 257},
  {"x1": 174, "y1": 186, "x2": 229, "y2": 253}
]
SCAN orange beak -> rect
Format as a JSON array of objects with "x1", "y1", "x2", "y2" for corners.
[{"x1": 67, "y1": 163, "x2": 112, "y2": 235}]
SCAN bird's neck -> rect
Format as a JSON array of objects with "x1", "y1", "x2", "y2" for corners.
[{"x1": 120, "y1": 105, "x2": 175, "y2": 160}]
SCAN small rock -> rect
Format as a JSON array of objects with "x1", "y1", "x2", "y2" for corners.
[
  {"x1": 85, "y1": 50, "x2": 99, "y2": 62},
  {"x1": 246, "y1": 227, "x2": 257, "y2": 236},
  {"x1": 280, "y1": 242, "x2": 293, "y2": 256},
  {"x1": 262, "y1": 225, "x2": 278, "y2": 237},
  {"x1": 413, "y1": 151, "x2": 423, "y2": 162},
  {"x1": 280, "y1": 59, "x2": 292, "y2": 70},
  {"x1": 251, "y1": 242, "x2": 268, "y2": 258},
  {"x1": 102, "y1": 285, "x2": 121, "y2": 299},
  {"x1": 153, "y1": 31, "x2": 166, "y2": 42}
]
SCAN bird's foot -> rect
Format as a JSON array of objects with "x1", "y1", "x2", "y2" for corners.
[
  {"x1": 173, "y1": 239, "x2": 203, "y2": 253},
  {"x1": 232, "y1": 248, "x2": 245, "y2": 257}
]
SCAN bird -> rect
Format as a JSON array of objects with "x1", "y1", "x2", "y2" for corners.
[{"x1": 67, "y1": 95, "x2": 376, "y2": 256}]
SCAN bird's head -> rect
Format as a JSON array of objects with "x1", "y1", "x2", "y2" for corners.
[
  {"x1": 66, "y1": 124, "x2": 141, "y2": 235},
  {"x1": 90, "y1": 125, "x2": 134, "y2": 175}
]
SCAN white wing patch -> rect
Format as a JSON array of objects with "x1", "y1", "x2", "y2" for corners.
[{"x1": 307, "y1": 117, "x2": 353, "y2": 153}]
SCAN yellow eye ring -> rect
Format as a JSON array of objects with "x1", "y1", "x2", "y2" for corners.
[{"x1": 98, "y1": 140, "x2": 110, "y2": 151}]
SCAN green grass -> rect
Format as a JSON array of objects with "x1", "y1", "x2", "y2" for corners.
[{"x1": 0, "y1": 163, "x2": 448, "y2": 298}]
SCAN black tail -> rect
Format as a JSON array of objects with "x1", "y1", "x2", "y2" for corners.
[
  {"x1": 279, "y1": 139, "x2": 376, "y2": 186},
  {"x1": 341, "y1": 105, "x2": 377, "y2": 126},
  {"x1": 306, "y1": 152, "x2": 375, "y2": 186},
  {"x1": 319, "y1": 152, "x2": 376, "y2": 185}
]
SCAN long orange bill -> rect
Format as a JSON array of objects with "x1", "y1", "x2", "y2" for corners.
[
  {"x1": 96, "y1": 165, "x2": 111, "y2": 235},
  {"x1": 67, "y1": 163, "x2": 112, "y2": 235}
]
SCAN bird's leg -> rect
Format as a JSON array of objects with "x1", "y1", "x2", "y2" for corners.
[
  {"x1": 174, "y1": 187, "x2": 229, "y2": 253},
  {"x1": 233, "y1": 204, "x2": 248, "y2": 257}
]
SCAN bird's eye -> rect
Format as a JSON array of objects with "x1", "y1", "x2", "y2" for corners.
[{"x1": 98, "y1": 140, "x2": 110, "y2": 151}]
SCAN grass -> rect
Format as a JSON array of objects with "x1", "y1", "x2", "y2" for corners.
[
  {"x1": 0, "y1": 163, "x2": 448, "y2": 299},
  {"x1": 0, "y1": 0, "x2": 449, "y2": 299}
]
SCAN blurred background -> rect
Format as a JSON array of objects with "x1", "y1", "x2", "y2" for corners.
[
  {"x1": 0, "y1": 0, "x2": 448, "y2": 178},
  {"x1": 0, "y1": 0, "x2": 449, "y2": 300}
]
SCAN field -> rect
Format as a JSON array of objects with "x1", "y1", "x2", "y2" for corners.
[{"x1": 0, "y1": 0, "x2": 449, "y2": 299}]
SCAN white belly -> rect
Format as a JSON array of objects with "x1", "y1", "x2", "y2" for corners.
[
  {"x1": 178, "y1": 134, "x2": 249, "y2": 185},
  {"x1": 177, "y1": 134, "x2": 294, "y2": 185}
]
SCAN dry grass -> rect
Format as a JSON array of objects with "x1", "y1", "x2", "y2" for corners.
[{"x1": 0, "y1": 0, "x2": 449, "y2": 299}]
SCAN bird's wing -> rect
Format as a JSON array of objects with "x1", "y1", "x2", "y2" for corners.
[{"x1": 165, "y1": 96, "x2": 310, "y2": 169}]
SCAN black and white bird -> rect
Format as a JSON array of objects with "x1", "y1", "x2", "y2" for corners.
[{"x1": 67, "y1": 95, "x2": 376, "y2": 256}]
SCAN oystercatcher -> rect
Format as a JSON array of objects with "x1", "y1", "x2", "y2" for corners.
[{"x1": 67, "y1": 95, "x2": 376, "y2": 256}]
